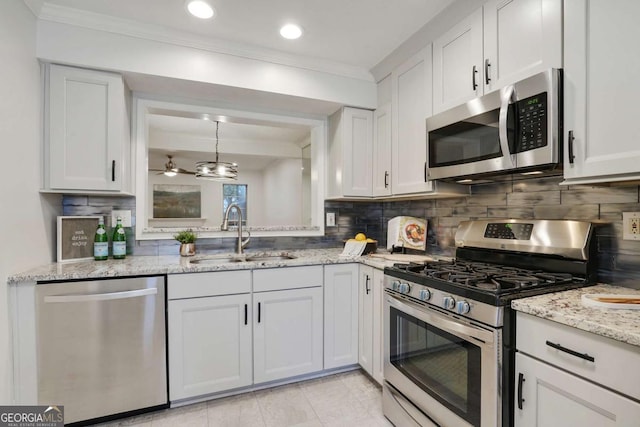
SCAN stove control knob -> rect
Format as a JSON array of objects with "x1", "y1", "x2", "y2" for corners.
[
  {"x1": 456, "y1": 300, "x2": 471, "y2": 315},
  {"x1": 391, "y1": 281, "x2": 400, "y2": 291},
  {"x1": 418, "y1": 289, "x2": 431, "y2": 301},
  {"x1": 399, "y1": 283, "x2": 411, "y2": 294},
  {"x1": 442, "y1": 296, "x2": 455, "y2": 310}
]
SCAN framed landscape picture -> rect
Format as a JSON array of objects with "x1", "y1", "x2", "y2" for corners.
[{"x1": 153, "y1": 184, "x2": 201, "y2": 218}]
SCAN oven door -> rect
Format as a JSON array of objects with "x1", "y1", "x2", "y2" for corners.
[{"x1": 384, "y1": 292, "x2": 501, "y2": 427}]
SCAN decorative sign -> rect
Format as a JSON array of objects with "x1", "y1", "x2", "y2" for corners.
[{"x1": 57, "y1": 216, "x2": 101, "y2": 263}]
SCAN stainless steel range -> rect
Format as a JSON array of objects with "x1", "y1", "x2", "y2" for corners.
[{"x1": 382, "y1": 219, "x2": 596, "y2": 427}]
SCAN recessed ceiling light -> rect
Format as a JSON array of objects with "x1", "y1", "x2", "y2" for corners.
[
  {"x1": 186, "y1": 0, "x2": 215, "y2": 19},
  {"x1": 280, "y1": 24, "x2": 303, "y2": 40}
]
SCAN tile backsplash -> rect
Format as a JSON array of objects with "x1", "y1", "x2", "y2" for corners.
[{"x1": 62, "y1": 175, "x2": 640, "y2": 288}]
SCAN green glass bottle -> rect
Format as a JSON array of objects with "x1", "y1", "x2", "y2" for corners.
[
  {"x1": 93, "y1": 217, "x2": 108, "y2": 261},
  {"x1": 112, "y1": 216, "x2": 127, "y2": 259}
]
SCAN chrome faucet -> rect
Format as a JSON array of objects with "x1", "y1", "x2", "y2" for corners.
[{"x1": 221, "y1": 203, "x2": 251, "y2": 254}]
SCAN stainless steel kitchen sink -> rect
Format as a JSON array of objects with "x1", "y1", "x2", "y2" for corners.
[
  {"x1": 245, "y1": 254, "x2": 297, "y2": 261},
  {"x1": 189, "y1": 256, "x2": 246, "y2": 264}
]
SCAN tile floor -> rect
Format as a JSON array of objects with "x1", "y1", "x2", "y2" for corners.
[{"x1": 95, "y1": 370, "x2": 393, "y2": 427}]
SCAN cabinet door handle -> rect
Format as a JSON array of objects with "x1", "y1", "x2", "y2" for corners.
[
  {"x1": 545, "y1": 340, "x2": 595, "y2": 362},
  {"x1": 472, "y1": 65, "x2": 478, "y2": 90},
  {"x1": 244, "y1": 303, "x2": 248, "y2": 325},
  {"x1": 517, "y1": 372, "x2": 525, "y2": 410},
  {"x1": 424, "y1": 162, "x2": 427, "y2": 182},
  {"x1": 384, "y1": 171, "x2": 389, "y2": 188},
  {"x1": 258, "y1": 302, "x2": 261, "y2": 323},
  {"x1": 111, "y1": 160, "x2": 116, "y2": 182},
  {"x1": 365, "y1": 275, "x2": 371, "y2": 295},
  {"x1": 484, "y1": 59, "x2": 491, "y2": 85},
  {"x1": 568, "y1": 131, "x2": 576, "y2": 164}
]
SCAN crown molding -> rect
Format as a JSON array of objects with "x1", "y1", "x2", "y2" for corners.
[
  {"x1": 37, "y1": 3, "x2": 375, "y2": 82},
  {"x1": 22, "y1": 0, "x2": 44, "y2": 17}
]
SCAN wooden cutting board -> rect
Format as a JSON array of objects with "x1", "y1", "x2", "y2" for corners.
[
  {"x1": 368, "y1": 253, "x2": 435, "y2": 263},
  {"x1": 582, "y1": 294, "x2": 640, "y2": 309}
]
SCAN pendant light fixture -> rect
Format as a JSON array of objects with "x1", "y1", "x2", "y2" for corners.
[{"x1": 195, "y1": 121, "x2": 238, "y2": 181}]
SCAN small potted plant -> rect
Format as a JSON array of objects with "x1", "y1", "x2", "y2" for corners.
[{"x1": 174, "y1": 229, "x2": 197, "y2": 257}]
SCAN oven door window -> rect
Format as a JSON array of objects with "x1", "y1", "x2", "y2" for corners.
[{"x1": 389, "y1": 306, "x2": 482, "y2": 427}]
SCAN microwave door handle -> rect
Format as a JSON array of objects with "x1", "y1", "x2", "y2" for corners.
[{"x1": 499, "y1": 85, "x2": 517, "y2": 169}]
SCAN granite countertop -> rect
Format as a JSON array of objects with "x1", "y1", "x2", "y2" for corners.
[
  {"x1": 511, "y1": 284, "x2": 640, "y2": 347},
  {"x1": 7, "y1": 248, "x2": 405, "y2": 284}
]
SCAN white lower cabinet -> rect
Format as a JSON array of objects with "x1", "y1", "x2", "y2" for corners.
[
  {"x1": 359, "y1": 265, "x2": 384, "y2": 384},
  {"x1": 252, "y1": 265, "x2": 324, "y2": 384},
  {"x1": 515, "y1": 312, "x2": 640, "y2": 426},
  {"x1": 371, "y1": 268, "x2": 385, "y2": 384},
  {"x1": 168, "y1": 271, "x2": 253, "y2": 401},
  {"x1": 324, "y1": 264, "x2": 359, "y2": 369},
  {"x1": 168, "y1": 294, "x2": 252, "y2": 400},
  {"x1": 253, "y1": 286, "x2": 323, "y2": 383},
  {"x1": 515, "y1": 352, "x2": 640, "y2": 426}
]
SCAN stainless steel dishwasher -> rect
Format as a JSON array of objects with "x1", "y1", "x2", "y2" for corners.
[{"x1": 35, "y1": 276, "x2": 168, "y2": 424}]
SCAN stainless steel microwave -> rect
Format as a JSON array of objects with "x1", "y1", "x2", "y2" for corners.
[{"x1": 427, "y1": 69, "x2": 562, "y2": 183}]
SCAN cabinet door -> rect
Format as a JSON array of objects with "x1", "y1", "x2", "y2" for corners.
[
  {"x1": 483, "y1": 0, "x2": 562, "y2": 92},
  {"x1": 391, "y1": 46, "x2": 435, "y2": 195},
  {"x1": 563, "y1": 0, "x2": 640, "y2": 183},
  {"x1": 433, "y1": 8, "x2": 483, "y2": 114},
  {"x1": 515, "y1": 352, "x2": 640, "y2": 426},
  {"x1": 324, "y1": 264, "x2": 359, "y2": 369},
  {"x1": 373, "y1": 103, "x2": 392, "y2": 197},
  {"x1": 358, "y1": 265, "x2": 374, "y2": 375},
  {"x1": 342, "y1": 107, "x2": 374, "y2": 197},
  {"x1": 48, "y1": 64, "x2": 127, "y2": 192},
  {"x1": 253, "y1": 287, "x2": 323, "y2": 383},
  {"x1": 371, "y1": 268, "x2": 385, "y2": 385},
  {"x1": 168, "y1": 294, "x2": 252, "y2": 400}
]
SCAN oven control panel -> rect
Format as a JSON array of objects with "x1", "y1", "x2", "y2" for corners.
[
  {"x1": 484, "y1": 222, "x2": 534, "y2": 240},
  {"x1": 384, "y1": 276, "x2": 503, "y2": 327}
]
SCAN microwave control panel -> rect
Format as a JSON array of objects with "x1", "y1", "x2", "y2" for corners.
[{"x1": 515, "y1": 92, "x2": 548, "y2": 153}]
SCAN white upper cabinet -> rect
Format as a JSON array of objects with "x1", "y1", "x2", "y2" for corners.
[
  {"x1": 433, "y1": 0, "x2": 562, "y2": 114},
  {"x1": 45, "y1": 64, "x2": 131, "y2": 193},
  {"x1": 372, "y1": 102, "x2": 392, "y2": 197},
  {"x1": 483, "y1": 0, "x2": 562, "y2": 92},
  {"x1": 433, "y1": 8, "x2": 484, "y2": 114},
  {"x1": 327, "y1": 107, "x2": 374, "y2": 198},
  {"x1": 563, "y1": 0, "x2": 640, "y2": 184},
  {"x1": 391, "y1": 46, "x2": 435, "y2": 195}
]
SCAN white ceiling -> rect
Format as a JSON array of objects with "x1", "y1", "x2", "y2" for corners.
[
  {"x1": 148, "y1": 114, "x2": 310, "y2": 172},
  {"x1": 27, "y1": 0, "x2": 453, "y2": 71}
]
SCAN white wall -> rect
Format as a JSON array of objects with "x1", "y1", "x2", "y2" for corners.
[
  {"x1": 262, "y1": 158, "x2": 304, "y2": 225},
  {"x1": 36, "y1": 20, "x2": 376, "y2": 110},
  {"x1": 0, "y1": 0, "x2": 61, "y2": 404}
]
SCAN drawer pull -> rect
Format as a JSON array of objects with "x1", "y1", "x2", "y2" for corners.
[
  {"x1": 546, "y1": 340, "x2": 595, "y2": 362},
  {"x1": 517, "y1": 372, "x2": 525, "y2": 410}
]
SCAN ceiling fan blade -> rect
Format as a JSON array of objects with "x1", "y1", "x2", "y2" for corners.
[{"x1": 176, "y1": 168, "x2": 196, "y2": 175}]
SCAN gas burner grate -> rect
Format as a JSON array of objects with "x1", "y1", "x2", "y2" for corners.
[{"x1": 388, "y1": 258, "x2": 578, "y2": 296}]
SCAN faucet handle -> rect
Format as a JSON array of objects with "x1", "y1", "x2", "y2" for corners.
[{"x1": 241, "y1": 229, "x2": 251, "y2": 249}]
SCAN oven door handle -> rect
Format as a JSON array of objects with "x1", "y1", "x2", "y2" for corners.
[{"x1": 386, "y1": 294, "x2": 495, "y2": 345}]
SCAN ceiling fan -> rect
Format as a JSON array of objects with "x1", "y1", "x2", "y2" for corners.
[{"x1": 150, "y1": 155, "x2": 195, "y2": 177}]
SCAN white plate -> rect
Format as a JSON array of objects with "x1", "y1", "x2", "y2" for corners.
[{"x1": 581, "y1": 294, "x2": 640, "y2": 310}]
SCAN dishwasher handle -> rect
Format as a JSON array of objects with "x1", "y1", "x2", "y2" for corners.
[{"x1": 44, "y1": 288, "x2": 158, "y2": 303}]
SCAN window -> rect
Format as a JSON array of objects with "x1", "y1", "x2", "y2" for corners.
[{"x1": 222, "y1": 184, "x2": 248, "y2": 224}]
